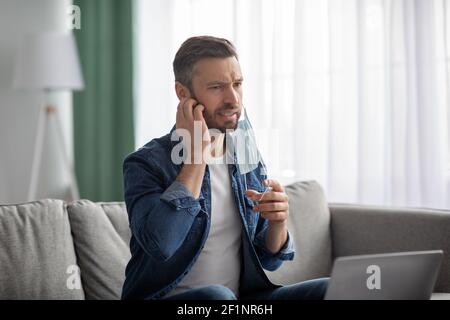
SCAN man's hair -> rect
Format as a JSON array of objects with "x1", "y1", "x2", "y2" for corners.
[{"x1": 173, "y1": 36, "x2": 239, "y2": 91}]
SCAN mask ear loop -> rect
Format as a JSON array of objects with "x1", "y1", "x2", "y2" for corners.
[{"x1": 258, "y1": 160, "x2": 272, "y2": 202}]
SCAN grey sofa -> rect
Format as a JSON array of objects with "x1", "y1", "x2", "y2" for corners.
[{"x1": 0, "y1": 181, "x2": 448, "y2": 300}]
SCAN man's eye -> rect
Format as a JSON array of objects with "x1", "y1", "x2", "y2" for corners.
[
  {"x1": 210, "y1": 86, "x2": 221, "y2": 90},
  {"x1": 234, "y1": 82, "x2": 242, "y2": 87}
]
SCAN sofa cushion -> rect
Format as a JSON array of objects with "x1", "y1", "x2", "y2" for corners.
[
  {"x1": 67, "y1": 200, "x2": 131, "y2": 300},
  {"x1": 265, "y1": 180, "x2": 332, "y2": 285},
  {"x1": 0, "y1": 199, "x2": 84, "y2": 299}
]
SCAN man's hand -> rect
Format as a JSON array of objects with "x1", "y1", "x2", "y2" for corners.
[
  {"x1": 245, "y1": 179, "x2": 289, "y2": 224},
  {"x1": 245, "y1": 179, "x2": 289, "y2": 253},
  {"x1": 174, "y1": 98, "x2": 210, "y2": 199},
  {"x1": 176, "y1": 97, "x2": 211, "y2": 164}
]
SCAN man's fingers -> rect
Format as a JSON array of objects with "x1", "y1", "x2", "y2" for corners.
[
  {"x1": 264, "y1": 179, "x2": 284, "y2": 192},
  {"x1": 181, "y1": 99, "x2": 192, "y2": 121},
  {"x1": 176, "y1": 100, "x2": 185, "y2": 126},
  {"x1": 177, "y1": 97, "x2": 189, "y2": 112},
  {"x1": 176, "y1": 98, "x2": 188, "y2": 123},
  {"x1": 260, "y1": 211, "x2": 288, "y2": 221},
  {"x1": 193, "y1": 104, "x2": 205, "y2": 122},
  {"x1": 182, "y1": 98, "x2": 198, "y2": 121},
  {"x1": 253, "y1": 201, "x2": 289, "y2": 213},
  {"x1": 245, "y1": 189, "x2": 288, "y2": 203},
  {"x1": 245, "y1": 189, "x2": 259, "y2": 197}
]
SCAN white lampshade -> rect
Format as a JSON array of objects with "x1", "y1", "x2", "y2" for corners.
[{"x1": 13, "y1": 32, "x2": 84, "y2": 90}]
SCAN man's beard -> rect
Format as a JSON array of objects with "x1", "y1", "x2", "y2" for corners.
[
  {"x1": 189, "y1": 91, "x2": 241, "y2": 133},
  {"x1": 203, "y1": 106, "x2": 241, "y2": 133}
]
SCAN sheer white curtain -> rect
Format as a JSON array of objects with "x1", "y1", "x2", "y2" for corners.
[{"x1": 135, "y1": 0, "x2": 450, "y2": 210}]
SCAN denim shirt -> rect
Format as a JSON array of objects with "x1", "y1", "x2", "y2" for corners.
[{"x1": 121, "y1": 125, "x2": 295, "y2": 300}]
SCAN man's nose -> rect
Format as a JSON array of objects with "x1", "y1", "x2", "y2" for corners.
[{"x1": 224, "y1": 85, "x2": 240, "y2": 105}]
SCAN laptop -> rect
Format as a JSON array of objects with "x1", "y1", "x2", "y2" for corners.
[{"x1": 324, "y1": 250, "x2": 443, "y2": 300}]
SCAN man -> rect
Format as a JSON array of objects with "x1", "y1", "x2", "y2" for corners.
[{"x1": 121, "y1": 36, "x2": 329, "y2": 300}]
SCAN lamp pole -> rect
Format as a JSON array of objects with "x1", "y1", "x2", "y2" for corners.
[{"x1": 27, "y1": 90, "x2": 80, "y2": 202}]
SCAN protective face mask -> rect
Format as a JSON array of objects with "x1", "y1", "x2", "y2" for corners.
[
  {"x1": 228, "y1": 106, "x2": 266, "y2": 175},
  {"x1": 226, "y1": 106, "x2": 272, "y2": 200}
]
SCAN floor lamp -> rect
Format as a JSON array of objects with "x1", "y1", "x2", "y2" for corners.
[{"x1": 13, "y1": 32, "x2": 84, "y2": 202}]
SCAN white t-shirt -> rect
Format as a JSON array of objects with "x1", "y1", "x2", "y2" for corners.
[{"x1": 166, "y1": 155, "x2": 242, "y2": 297}]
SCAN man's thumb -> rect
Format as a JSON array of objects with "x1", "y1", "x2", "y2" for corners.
[{"x1": 194, "y1": 104, "x2": 205, "y2": 120}]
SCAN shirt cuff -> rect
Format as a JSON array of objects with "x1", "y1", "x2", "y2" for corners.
[
  {"x1": 255, "y1": 228, "x2": 295, "y2": 261},
  {"x1": 160, "y1": 180, "x2": 204, "y2": 213}
]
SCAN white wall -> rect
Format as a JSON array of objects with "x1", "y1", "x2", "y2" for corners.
[{"x1": 0, "y1": 0, "x2": 74, "y2": 204}]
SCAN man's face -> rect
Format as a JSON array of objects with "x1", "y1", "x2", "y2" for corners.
[{"x1": 190, "y1": 57, "x2": 243, "y2": 133}]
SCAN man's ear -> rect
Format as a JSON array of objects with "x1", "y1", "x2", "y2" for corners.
[{"x1": 175, "y1": 81, "x2": 191, "y2": 100}]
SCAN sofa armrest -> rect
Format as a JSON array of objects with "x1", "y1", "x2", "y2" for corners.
[{"x1": 329, "y1": 203, "x2": 450, "y2": 293}]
